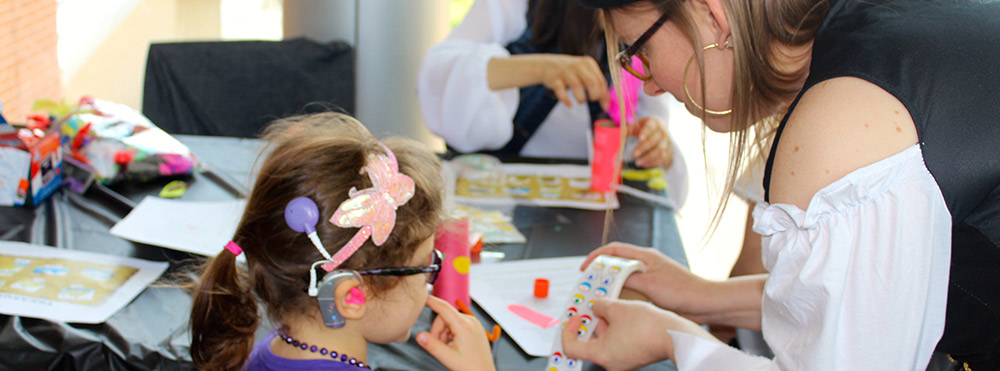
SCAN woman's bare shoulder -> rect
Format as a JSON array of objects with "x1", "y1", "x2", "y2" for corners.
[{"x1": 769, "y1": 77, "x2": 919, "y2": 210}]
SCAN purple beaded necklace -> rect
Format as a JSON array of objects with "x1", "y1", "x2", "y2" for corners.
[{"x1": 277, "y1": 327, "x2": 372, "y2": 369}]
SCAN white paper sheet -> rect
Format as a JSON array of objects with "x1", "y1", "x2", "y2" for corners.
[
  {"x1": 0, "y1": 241, "x2": 168, "y2": 323},
  {"x1": 469, "y1": 256, "x2": 586, "y2": 357},
  {"x1": 110, "y1": 197, "x2": 246, "y2": 257}
]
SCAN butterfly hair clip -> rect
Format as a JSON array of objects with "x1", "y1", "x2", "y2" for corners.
[{"x1": 323, "y1": 143, "x2": 415, "y2": 271}]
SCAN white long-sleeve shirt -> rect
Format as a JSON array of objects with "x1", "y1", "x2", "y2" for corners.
[
  {"x1": 672, "y1": 145, "x2": 950, "y2": 370},
  {"x1": 417, "y1": 0, "x2": 688, "y2": 206}
]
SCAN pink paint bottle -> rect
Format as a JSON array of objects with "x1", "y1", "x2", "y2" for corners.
[
  {"x1": 432, "y1": 217, "x2": 471, "y2": 310},
  {"x1": 591, "y1": 119, "x2": 621, "y2": 193}
]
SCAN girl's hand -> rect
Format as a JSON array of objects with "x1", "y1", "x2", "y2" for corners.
[
  {"x1": 416, "y1": 296, "x2": 496, "y2": 371},
  {"x1": 629, "y1": 117, "x2": 673, "y2": 169},
  {"x1": 560, "y1": 298, "x2": 718, "y2": 370},
  {"x1": 581, "y1": 242, "x2": 714, "y2": 316}
]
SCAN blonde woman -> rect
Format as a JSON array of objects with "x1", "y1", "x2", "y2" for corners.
[{"x1": 559, "y1": 0, "x2": 1000, "y2": 370}]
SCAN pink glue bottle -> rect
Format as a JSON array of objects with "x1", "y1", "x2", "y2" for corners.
[
  {"x1": 431, "y1": 217, "x2": 471, "y2": 310},
  {"x1": 591, "y1": 56, "x2": 644, "y2": 192}
]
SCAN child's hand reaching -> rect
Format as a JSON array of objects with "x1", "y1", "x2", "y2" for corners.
[{"x1": 416, "y1": 296, "x2": 496, "y2": 371}]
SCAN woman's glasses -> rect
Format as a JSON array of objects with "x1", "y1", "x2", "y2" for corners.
[
  {"x1": 357, "y1": 249, "x2": 443, "y2": 285},
  {"x1": 616, "y1": 11, "x2": 670, "y2": 81}
]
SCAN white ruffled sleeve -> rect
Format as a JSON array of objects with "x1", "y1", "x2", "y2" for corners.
[
  {"x1": 670, "y1": 145, "x2": 951, "y2": 370},
  {"x1": 417, "y1": 0, "x2": 528, "y2": 152}
]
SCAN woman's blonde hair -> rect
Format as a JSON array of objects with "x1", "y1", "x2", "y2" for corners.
[{"x1": 603, "y1": 0, "x2": 828, "y2": 235}]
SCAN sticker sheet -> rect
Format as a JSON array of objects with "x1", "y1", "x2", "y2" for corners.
[
  {"x1": 451, "y1": 163, "x2": 618, "y2": 211},
  {"x1": 0, "y1": 241, "x2": 168, "y2": 323},
  {"x1": 450, "y1": 204, "x2": 526, "y2": 244}
]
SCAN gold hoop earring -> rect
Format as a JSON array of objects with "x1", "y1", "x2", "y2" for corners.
[{"x1": 683, "y1": 43, "x2": 732, "y2": 116}]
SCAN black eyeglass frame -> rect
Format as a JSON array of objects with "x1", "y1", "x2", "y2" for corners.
[
  {"x1": 616, "y1": 11, "x2": 671, "y2": 81},
  {"x1": 356, "y1": 249, "x2": 443, "y2": 285}
]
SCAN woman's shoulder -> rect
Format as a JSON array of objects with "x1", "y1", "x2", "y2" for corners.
[{"x1": 768, "y1": 77, "x2": 919, "y2": 210}]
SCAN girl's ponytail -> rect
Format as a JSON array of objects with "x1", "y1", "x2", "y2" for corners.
[{"x1": 190, "y1": 249, "x2": 258, "y2": 371}]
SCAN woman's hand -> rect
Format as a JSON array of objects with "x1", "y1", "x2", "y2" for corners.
[
  {"x1": 629, "y1": 117, "x2": 673, "y2": 169},
  {"x1": 488, "y1": 54, "x2": 609, "y2": 110},
  {"x1": 416, "y1": 296, "x2": 495, "y2": 371},
  {"x1": 581, "y1": 243, "x2": 714, "y2": 316},
  {"x1": 560, "y1": 298, "x2": 718, "y2": 370},
  {"x1": 538, "y1": 54, "x2": 609, "y2": 109}
]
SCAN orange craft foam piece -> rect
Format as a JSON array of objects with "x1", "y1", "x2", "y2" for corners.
[
  {"x1": 455, "y1": 299, "x2": 502, "y2": 342},
  {"x1": 534, "y1": 278, "x2": 550, "y2": 298}
]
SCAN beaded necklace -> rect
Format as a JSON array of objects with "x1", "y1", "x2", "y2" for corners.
[{"x1": 277, "y1": 327, "x2": 372, "y2": 369}]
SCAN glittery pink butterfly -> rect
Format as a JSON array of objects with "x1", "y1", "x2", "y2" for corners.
[{"x1": 324, "y1": 143, "x2": 415, "y2": 271}]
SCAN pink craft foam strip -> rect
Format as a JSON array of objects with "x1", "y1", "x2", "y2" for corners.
[{"x1": 507, "y1": 304, "x2": 560, "y2": 328}]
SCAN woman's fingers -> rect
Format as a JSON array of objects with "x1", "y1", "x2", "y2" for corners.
[{"x1": 580, "y1": 242, "x2": 658, "y2": 270}]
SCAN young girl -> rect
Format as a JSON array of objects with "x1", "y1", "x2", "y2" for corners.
[{"x1": 189, "y1": 113, "x2": 495, "y2": 370}]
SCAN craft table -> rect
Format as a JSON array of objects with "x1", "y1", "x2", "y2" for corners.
[{"x1": 0, "y1": 135, "x2": 686, "y2": 370}]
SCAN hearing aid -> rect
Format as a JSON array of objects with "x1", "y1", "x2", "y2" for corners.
[
  {"x1": 285, "y1": 197, "x2": 335, "y2": 262},
  {"x1": 316, "y1": 270, "x2": 363, "y2": 328}
]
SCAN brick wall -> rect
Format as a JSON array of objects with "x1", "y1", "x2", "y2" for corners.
[{"x1": 0, "y1": 0, "x2": 61, "y2": 123}]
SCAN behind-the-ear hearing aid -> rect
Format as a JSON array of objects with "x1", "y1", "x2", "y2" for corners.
[
  {"x1": 285, "y1": 197, "x2": 333, "y2": 261},
  {"x1": 316, "y1": 270, "x2": 363, "y2": 328},
  {"x1": 286, "y1": 197, "x2": 366, "y2": 328},
  {"x1": 285, "y1": 197, "x2": 335, "y2": 297}
]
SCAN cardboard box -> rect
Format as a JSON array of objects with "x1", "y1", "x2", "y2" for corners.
[{"x1": 0, "y1": 125, "x2": 62, "y2": 206}]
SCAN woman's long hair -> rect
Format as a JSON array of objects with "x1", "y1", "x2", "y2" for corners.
[
  {"x1": 188, "y1": 112, "x2": 443, "y2": 370},
  {"x1": 602, "y1": 0, "x2": 829, "y2": 235}
]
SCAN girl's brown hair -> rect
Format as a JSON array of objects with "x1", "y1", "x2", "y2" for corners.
[
  {"x1": 188, "y1": 112, "x2": 443, "y2": 370},
  {"x1": 602, "y1": 0, "x2": 828, "y2": 234}
]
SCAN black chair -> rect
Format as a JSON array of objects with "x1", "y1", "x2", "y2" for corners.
[{"x1": 142, "y1": 37, "x2": 355, "y2": 138}]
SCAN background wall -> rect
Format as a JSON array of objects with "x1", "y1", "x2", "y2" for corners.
[
  {"x1": 62, "y1": 0, "x2": 220, "y2": 112},
  {"x1": 0, "y1": 0, "x2": 60, "y2": 122}
]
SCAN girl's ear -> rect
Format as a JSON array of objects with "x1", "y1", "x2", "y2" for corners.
[
  {"x1": 334, "y1": 279, "x2": 366, "y2": 320},
  {"x1": 696, "y1": 0, "x2": 732, "y2": 46}
]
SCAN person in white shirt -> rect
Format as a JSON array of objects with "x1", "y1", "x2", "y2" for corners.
[
  {"x1": 558, "y1": 0, "x2": 1000, "y2": 370},
  {"x1": 418, "y1": 0, "x2": 688, "y2": 206}
]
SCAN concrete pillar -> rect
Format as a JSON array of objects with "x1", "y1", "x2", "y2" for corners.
[
  {"x1": 283, "y1": 0, "x2": 356, "y2": 46},
  {"x1": 284, "y1": 0, "x2": 448, "y2": 150}
]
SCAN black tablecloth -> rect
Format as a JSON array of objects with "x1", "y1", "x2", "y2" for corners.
[{"x1": 0, "y1": 135, "x2": 685, "y2": 371}]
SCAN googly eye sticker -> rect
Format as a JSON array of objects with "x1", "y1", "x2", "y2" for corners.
[
  {"x1": 551, "y1": 352, "x2": 563, "y2": 364},
  {"x1": 579, "y1": 282, "x2": 591, "y2": 291},
  {"x1": 577, "y1": 325, "x2": 588, "y2": 336},
  {"x1": 572, "y1": 294, "x2": 585, "y2": 304},
  {"x1": 580, "y1": 314, "x2": 592, "y2": 325},
  {"x1": 588, "y1": 299, "x2": 594, "y2": 309},
  {"x1": 595, "y1": 287, "x2": 608, "y2": 297},
  {"x1": 608, "y1": 266, "x2": 621, "y2": 275},
  {"x1": 585, "y1": 273, "x2": 597, "y2": 281},
  {"x1": 566, "y1": 307, "x2": 578, "y2": 317},
  {"x1": 601, "y1": 277, "x2": 613, "y2": 285},
  {"x1": 567, "y1": 359, "x2": 578, "y2": 366}
]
